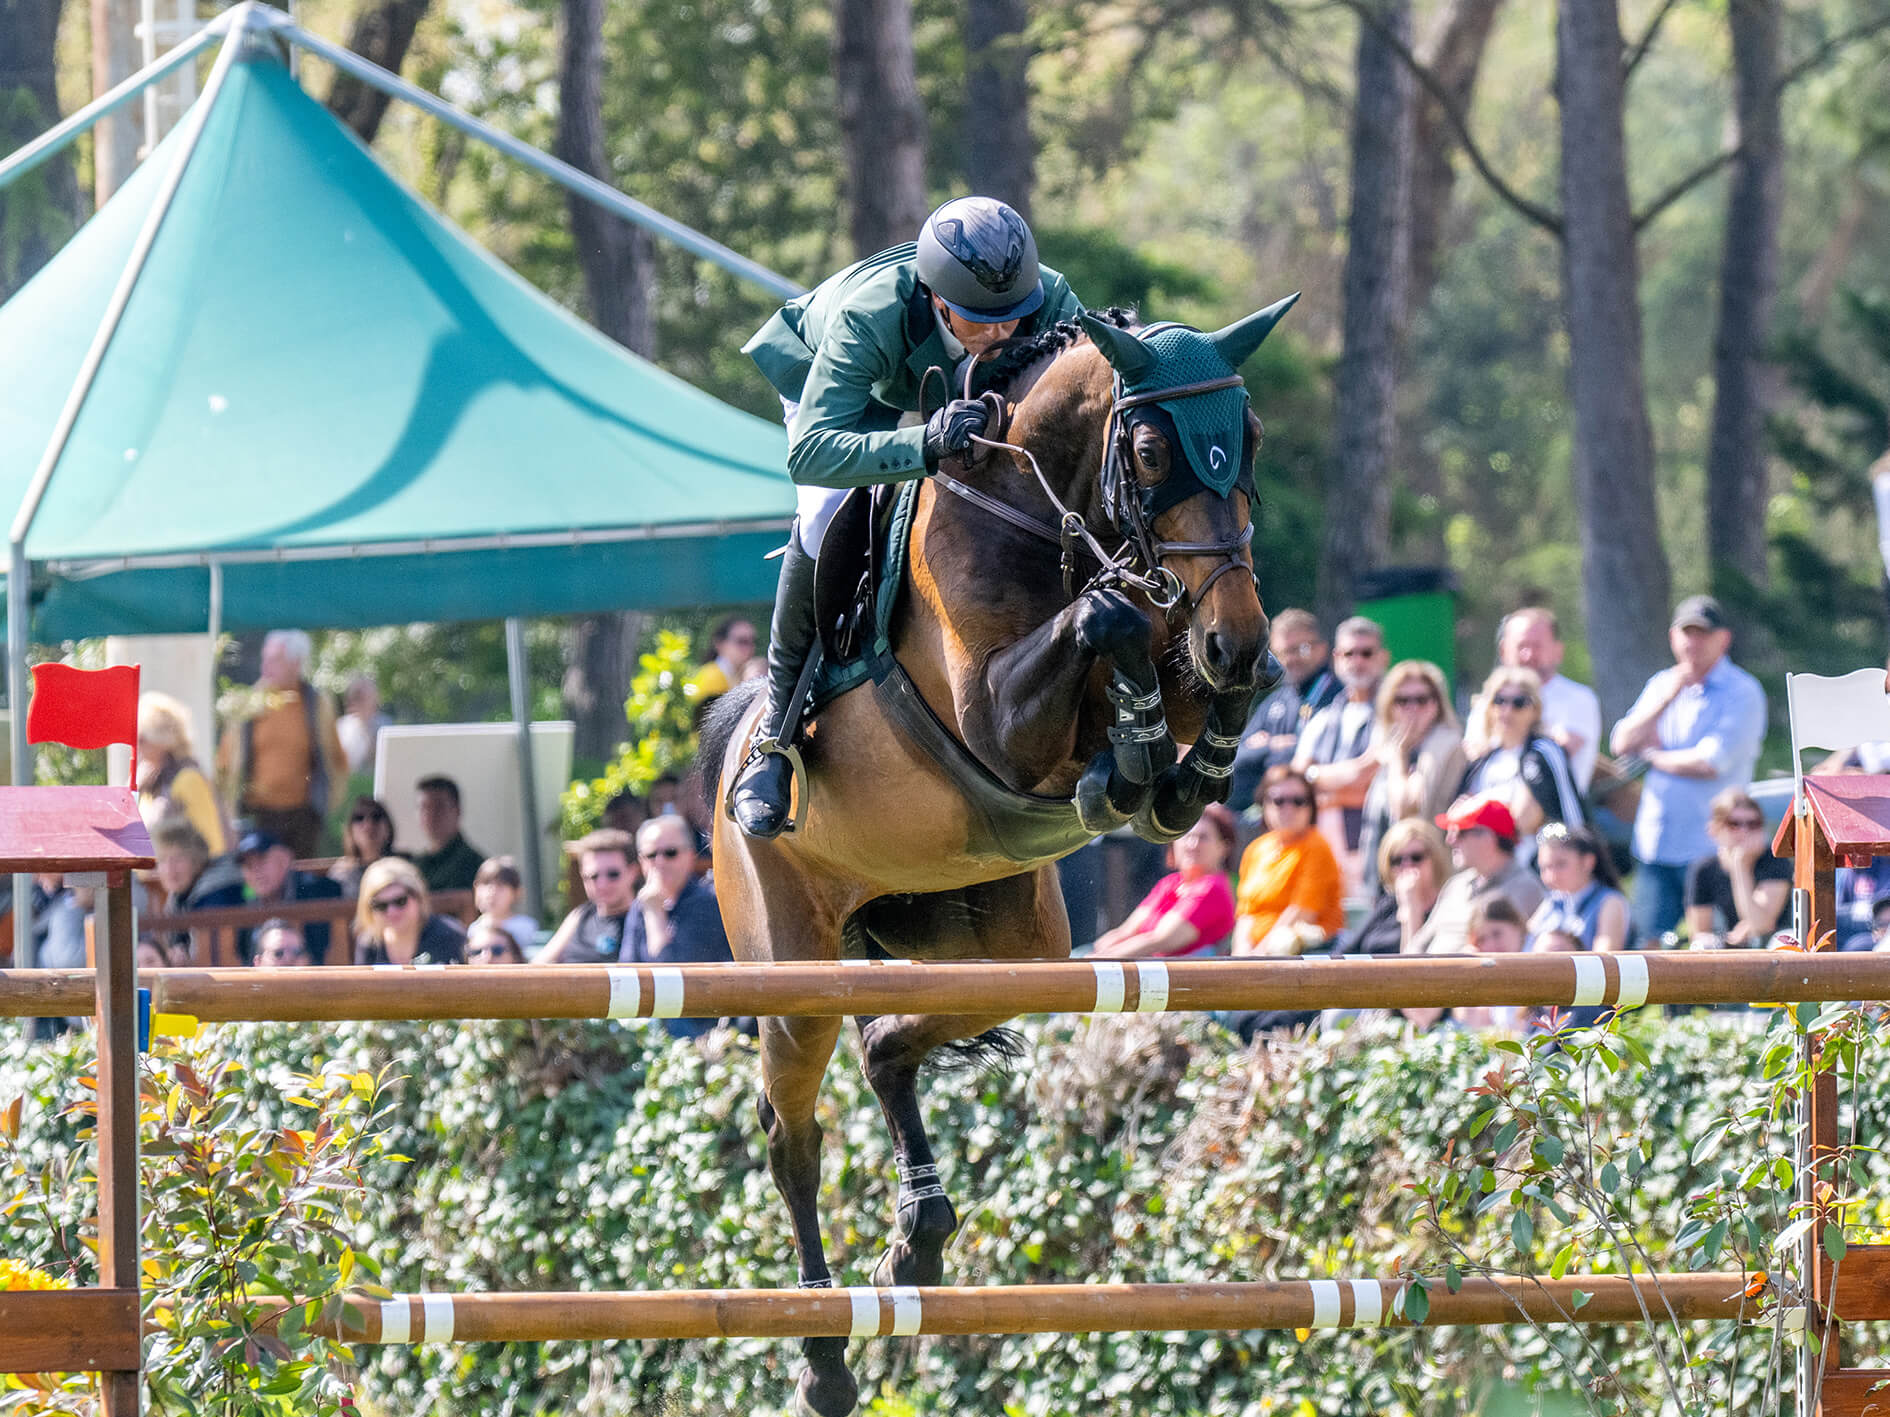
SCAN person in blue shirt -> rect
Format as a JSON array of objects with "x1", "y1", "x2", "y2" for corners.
[
  {"x1": 624, "y1": 815, "x2": 734, "y2": 1039},
  {"x1": 1608, "y1": 596, "x2": 1768, "y2": 941}
]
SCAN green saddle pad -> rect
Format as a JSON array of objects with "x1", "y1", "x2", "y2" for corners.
[{"x1": 806, "y1": 479, "x2": 923, "y2": 714}]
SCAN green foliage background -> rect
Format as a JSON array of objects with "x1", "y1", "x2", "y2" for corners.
[{"x1": 4, "y1": 1011, "x2": 1864, "y2": 1416}]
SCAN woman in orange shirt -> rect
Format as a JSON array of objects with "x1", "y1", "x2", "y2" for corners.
[{"x1": 1234, "y1": 766, "x2": 1345, "y2": 955}]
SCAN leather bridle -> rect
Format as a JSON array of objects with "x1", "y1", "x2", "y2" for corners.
[{"x1": 927, "y1": 357, "x2": 1258, "y2": 616}]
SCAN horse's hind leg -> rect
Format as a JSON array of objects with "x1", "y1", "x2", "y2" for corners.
[
  {"x1": 758, "y1": 1012, "x2": 859, "y2": 1417},
  {"x1": 852, "y1": 867, "x2": 1070, "y2": 1288}
]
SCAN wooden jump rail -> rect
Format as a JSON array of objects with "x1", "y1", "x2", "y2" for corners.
[
  {"x1": 11, "y1": 767, "x2": 1890, "y2": 1415},
  {"x1": 305, "y1": 1274, "x2": 1755, "y2": 1344},
  {"x1": 6, "y1": 950, "x2": 1890, "y2": 1022}
]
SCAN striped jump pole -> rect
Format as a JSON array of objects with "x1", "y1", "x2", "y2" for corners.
[
  {"x1": 306, "y1": 1274, "x2": 1757, "y2": 1344},
  {"x1": 1, "y1": 952, "x2": 1883, "y2": 1023}
]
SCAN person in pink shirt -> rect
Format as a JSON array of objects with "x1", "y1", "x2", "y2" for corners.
[{"x1": 1091, "y1": 803, "x2": 1238, "y2": 959}]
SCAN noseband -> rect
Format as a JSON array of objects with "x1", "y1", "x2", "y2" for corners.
[{"x1": 928, "y1": 359, "x2": 1257, "y2": 614}]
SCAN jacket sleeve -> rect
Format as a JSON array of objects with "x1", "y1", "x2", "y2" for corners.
[{"x1": 786, "y1": 310, "x2": 930, "y2": 489}]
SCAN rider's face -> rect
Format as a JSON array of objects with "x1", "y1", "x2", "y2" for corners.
[{"x1": 932, "y1": 297, "x2": 1020, "y2": 356}]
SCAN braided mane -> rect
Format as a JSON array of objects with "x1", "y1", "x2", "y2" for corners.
[{"x1": 976, "y1": 305, "x2": 1139, "y2": 397}]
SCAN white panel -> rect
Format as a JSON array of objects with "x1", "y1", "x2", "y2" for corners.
[
  {"x1": 1134, "y1": 961, "x2": 1170, "y2": 1013},
  {"x1": 1349, "y1": 1279, "x2": 1383, "y2": 1328},
  {"x1": 1570, "y1": 956, "x2": 1606, "y2": 1007},
  {"x1": 889, "y1": 1286, "x2": 922, "y2": 1336},
  {"x1": 1615, "y1": 954, "x2": 1649, "y2": 1010},
  {"x1": 650, "y1": 967, "x2": 685, "y2": 1019},
  {"x1": 378, "y1": 1298, "x2": 410, "y2": 1344},
  {"x1": 1091, "y1": 961, "x2": 1127, "y2": 1014},
  {"x1": 847, "y1": 1287, "x2": 880, "y2": 1337},
  {"x1": 421, "y1": 1293, "x2": 455, "y2": 1342},
  {"x1": 606, "y1": 967, "x2": 640, "y2": 1019},
  {"x1": 1309, "y1": 1279, "x2": 1342, "y2": 1328}
]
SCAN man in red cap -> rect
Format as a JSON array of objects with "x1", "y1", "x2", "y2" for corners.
[{"x1": 1407, "y1": 794, "x2": 1546, "y2": 955}]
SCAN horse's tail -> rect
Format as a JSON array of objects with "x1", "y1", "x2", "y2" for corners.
[
  {"x1": 698, "y1": 679, "x2": 767, "y2": 808},
  {"x1": 925, "y1": 1026, "x2": 1028, "y2": 1077}
]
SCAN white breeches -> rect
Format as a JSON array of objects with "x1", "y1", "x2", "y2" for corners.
[{"x1": 779, "y1": 396, "x2": 849, "y2": 557}]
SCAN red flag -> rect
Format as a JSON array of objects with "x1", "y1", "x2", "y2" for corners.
[{"x1": 27, "y1": 662, "x2": 142, "y2": 784}]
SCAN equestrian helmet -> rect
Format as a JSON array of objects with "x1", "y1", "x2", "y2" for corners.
[{"x1": 916, "y1": 196, "x2": 1044, "y2": 323}]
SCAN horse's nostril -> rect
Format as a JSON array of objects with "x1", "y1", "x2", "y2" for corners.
[{"x1": 1205, "y1": 632, "x2": 1234, "y2": 672}]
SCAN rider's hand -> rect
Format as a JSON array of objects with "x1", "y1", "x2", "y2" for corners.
[{"x1": 922, "y1": 398, "x2": 991, "y2": 468}]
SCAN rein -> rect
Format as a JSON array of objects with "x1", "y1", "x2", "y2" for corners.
[{"x1": 929, "y1": 354, "x2": 1256, "y2": 613}]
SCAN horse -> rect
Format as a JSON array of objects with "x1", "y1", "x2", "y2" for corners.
[{"x1": 703, "y1": 298, "x2": 1295, "y2": 1417}]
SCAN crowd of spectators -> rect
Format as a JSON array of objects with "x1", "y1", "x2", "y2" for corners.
[
  {"x1": 1091, "y1": 591, "x2": 1827, "y2": 1044},
  {"x1": 33, "y1": 594, "x2": 1888, "y2": 1055},
  {"x1": 88, "y1": 625, "x2": 746, "y2": 1045}
]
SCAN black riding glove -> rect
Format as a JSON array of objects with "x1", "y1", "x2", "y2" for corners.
[{"x1": 922, "y1": 398, "x2": 991, "y2": 469}]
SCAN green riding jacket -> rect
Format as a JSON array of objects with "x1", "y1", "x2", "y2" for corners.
[{"x1": 742, "y1": 242, "x2": 1082, "y2": 490}]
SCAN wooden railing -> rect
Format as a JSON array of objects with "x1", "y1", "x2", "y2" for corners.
[{"x1": 144, "y1": 890, "x2": 477, "y2": 967}]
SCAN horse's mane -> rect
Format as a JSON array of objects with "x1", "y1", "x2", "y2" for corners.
[{"x1": 976, "y1": 305, "x2": 1139, "y2": 397}]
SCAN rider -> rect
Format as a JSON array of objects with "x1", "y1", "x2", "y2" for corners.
[{"x1": 732, "y1": 195, "x2": 1086, "y2": 837}]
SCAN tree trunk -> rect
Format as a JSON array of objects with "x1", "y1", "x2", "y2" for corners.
[
  {"x1": 555, "y1": 0, "x2": 657, "y2": 761},
  {"x1": 89, "y1": 0, "x2": 140, "y2": 203},
  {"x1": 325, "y1": 0, "x2": 433, "y2": 144},
  {"x1": 833, "y1": 0, "x2": 930, "y2": 256},
  {"x1": 1555, "y1": 0, "x2": 1671, "y2": 719},
  {"x1": 1406, "y1": 0, "x2": 1505, "y2": 314},
  {"x1": 1396, "y1": 0, "x2": 1504, "y2": 560},
  {"x1": 1705, "y1": 0, "x2": 1782, "y2": 609},
  {"x1": 1318, "y1": 0, "x2": 1414, "y2": 630},
  {"x1": 964, "y1": 0, "x2": 1033, "y2": 220},
  {"x1": 0, "y1": 0, "x2": 80, "y2": 300}
]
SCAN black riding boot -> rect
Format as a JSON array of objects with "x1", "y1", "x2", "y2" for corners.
[{"x1": 732, "y1": 530, "x2": 820, "y2": 838}]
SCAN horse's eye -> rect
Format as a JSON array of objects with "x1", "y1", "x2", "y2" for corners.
[{"x1": 1132, "y1": 423, "x2": 1170, "y2": 480}]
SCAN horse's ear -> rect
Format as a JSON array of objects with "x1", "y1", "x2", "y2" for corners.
[
  {"x1": 1207, "y1": 291, "x2": 1301, "y2": 370},
  {"x1": 1080, "y1": 313, "x2": 1158, "y2": 384}
]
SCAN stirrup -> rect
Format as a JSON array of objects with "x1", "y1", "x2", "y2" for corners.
[{"x1": 724, "y1": 732, "x2": 811, "y2": 835}]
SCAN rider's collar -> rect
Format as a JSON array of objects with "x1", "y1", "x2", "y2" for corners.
[{"x1": 933, "y1": 306, "x2": 967, "y2": 361}]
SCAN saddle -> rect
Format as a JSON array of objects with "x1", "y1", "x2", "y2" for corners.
[{"x1": 802, "y1": 480, "x2": 922, "y2": 718}]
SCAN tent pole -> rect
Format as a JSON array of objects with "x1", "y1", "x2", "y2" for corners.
[
  {"x1": 504, "y1": 618, "x2": 545, "y2": 920},
  {"x1": 0, "y1": 21, "x2": 220, "y2": 196},
  {"x1": 207, "y1": 560, "x2": 223, "y2": 726},
  {"x1": 276, "y1": 20, "x2": 804, "y2": 302},
  {"x1": 9, "y1": 542, "x2": 35, "y2": 982},
  {"x1": 6, "y1": 13, "x2": 241, "y2": 981}
]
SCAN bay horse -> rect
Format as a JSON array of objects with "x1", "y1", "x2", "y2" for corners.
[{"x1": 703, "y1": 299, "x2": 1296, "y2": 1416}]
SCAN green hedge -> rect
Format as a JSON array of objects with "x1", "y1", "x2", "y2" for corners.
[{"x1": 2, "y1": 1010, "x2": 1863, "y2": 1416}]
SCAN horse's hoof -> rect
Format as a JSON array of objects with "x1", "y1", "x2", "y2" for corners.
[
  {"x1": 795, "y1": 1363, "x2": 859, "y2": 1417},
  {"x1": 1075, "y1": 752, "x2": 1133, "y2": 834},
  {"x1": 870, "y1": 1248, "x2": 897, "y2": 1289}
]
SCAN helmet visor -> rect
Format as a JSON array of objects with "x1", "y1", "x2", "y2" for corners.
[{"x1": 934, "y1": 280, "x2": 1045, "y2": 325}]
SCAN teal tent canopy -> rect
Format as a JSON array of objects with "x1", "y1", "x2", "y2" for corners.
[{"x1": 0, "y1": 46, "x2": 793, "y2": 640}]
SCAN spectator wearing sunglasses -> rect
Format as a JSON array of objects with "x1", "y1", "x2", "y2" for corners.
[
  {"x1": 624, "y1": 815, "x2": 733, "y2": 1038},
  {"x1": 1232, "y1": 766, "x2": 1344, "y2": 956},
  {"x1": 538, "y1": 829, "x2": 639, "y2": 964},
  {"x1": 1408, "y1": 795, "x2": 1544, "y2": 955},
  {"x1": 466, "y1": 918, "x2": 527, "y2": 965},
  {"x1": 1357, "y1": 660, "x2": 1465, "y2": 895},
  {"x1": 1683, "y1": 788, "x2": 1790, "y2": 948},
  {"x1": 353, "y1": 857, "x2": 466, "y2": 965},
  {"x1": 1457, "y1": 666, "x2": 1583, "y2": 867},
  {"x1": 1293, "y1": 616, "x2": 1388, "y2": 861},
  {"x1": 329, "y1": 795, "x2": 400, "y2": 896}
]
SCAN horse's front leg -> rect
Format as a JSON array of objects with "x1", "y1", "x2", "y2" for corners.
[
  {"x1": 974, "y1": 586, "x2": 1176, "y2": 828},
  {"x1": 1133, "y1": 658, "x2": 1282, "y2": 843}
]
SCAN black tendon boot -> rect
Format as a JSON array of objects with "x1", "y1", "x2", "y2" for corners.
[{"x1": 731, "y1": 531, "x2": 821, "y2": 837}]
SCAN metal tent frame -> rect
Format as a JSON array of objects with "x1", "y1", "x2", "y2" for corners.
[{"x1": 0, "y1": 1, "x2": 804, "y2": 962}]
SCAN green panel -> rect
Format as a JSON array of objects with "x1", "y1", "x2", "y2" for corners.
[
  {"x1": 1358, "y1": 590, "x2": 1457, "y2": 684},
  {"x1": 0, "y1": 51, "x2": 792, "y2": 640}
]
